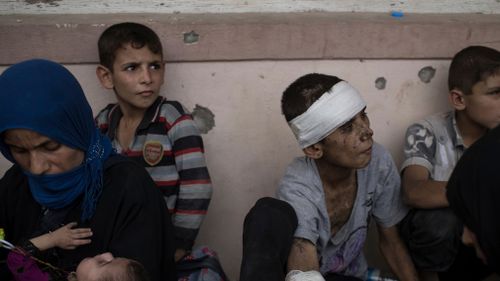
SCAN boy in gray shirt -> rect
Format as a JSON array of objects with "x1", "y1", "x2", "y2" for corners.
[{"x1": 240, "y1": 73, "x2": 417, "y2": 281}]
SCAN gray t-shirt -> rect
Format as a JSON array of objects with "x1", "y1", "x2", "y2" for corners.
[
  {"x1": 277, "y1": 143, "x2": 408, "y2": 279},
  {"x1": 400, "y1": 111, "x2": 465, "y2": 181}
]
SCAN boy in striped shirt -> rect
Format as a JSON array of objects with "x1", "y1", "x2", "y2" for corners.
[{"x1": 94, "y1": 22, "x2": 213, "y2": 262}]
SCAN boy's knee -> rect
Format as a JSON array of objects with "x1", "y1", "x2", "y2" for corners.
[{"x1": 248, "y1": 197, "x2": 297, "y2": 226}]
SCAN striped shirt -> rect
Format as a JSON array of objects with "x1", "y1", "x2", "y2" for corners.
[{"x1": 95, "y1": 96, "x2": 212, "y2": 250}]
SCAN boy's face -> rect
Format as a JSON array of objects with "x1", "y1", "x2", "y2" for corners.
[
  {"x1": 99, "y1": 43, "x2": 165, "y2": 113},
  {"x1": 461, "y1": 72, "x2": 500, "y2": 129},
  {"x1": 315, "y1": 108, "x2": 374, "y2": 168}
]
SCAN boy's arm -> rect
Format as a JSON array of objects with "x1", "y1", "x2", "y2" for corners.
[
  {"x1": 402, "y1": 165, "x2": 448, "y2": 208},
  {"x1": 377, "y1": 224, "x2": 419, "y2": 281},
  {"x1": 287, "y1": 238, "x2": 320, "y2": 272},
  {"x1": 401, "y1": 121, "x2": 448, "y2": 208},
  {"x1": 168, "y1": 106, "x2": 213, "y2": 251}
]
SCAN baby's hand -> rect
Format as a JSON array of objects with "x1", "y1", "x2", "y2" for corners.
[{"x1": 50, "y1": 222, "x2": 92, "y2": 250}]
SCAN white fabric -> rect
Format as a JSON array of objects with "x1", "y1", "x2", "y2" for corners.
[
  {"x1": 288, "y1": 81, "x2": 366, "y2": 148},
  {"x1": 285, "y1": 270, "x2": 326, "y2": 281}
]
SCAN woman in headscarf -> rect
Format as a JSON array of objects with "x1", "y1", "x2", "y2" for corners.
[
  {"x1": 447, "y1": 124, "x2": 500, "y2": 274},
  {"x1": 0, "y1": 59, "x2": 176, "y2": 281}
]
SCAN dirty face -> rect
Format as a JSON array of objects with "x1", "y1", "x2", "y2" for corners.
[
  {"x1": 3, "y1": 129, "x2": 84, "y2": 175},
  {"x1": 317, "y1": 108, "x2": 374, "y2": 169},
  {"x1": 462, "y1": 72, "x2": 500, "y2": 129}
]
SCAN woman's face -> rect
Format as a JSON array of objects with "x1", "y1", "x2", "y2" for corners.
[
  {"x1": 3, "y1": 129, "x2": 84, "y2": 175},
  {"x1": 75, "y1": 252, "x2": 130, "y2": 281}
]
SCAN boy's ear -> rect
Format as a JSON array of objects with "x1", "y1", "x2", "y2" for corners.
[
  {"x1": 96, "y1": 65, "x2": 114, "y2": 90},
  {"x1": 449, "y1": 89, "x2": 466, "y2": 110},
  {"x1": 303, "y1": 143, "x2": 323, "y2": 159}
]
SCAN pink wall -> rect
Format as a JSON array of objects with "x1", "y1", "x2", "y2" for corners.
[
  {"x1": 0, "y1": 59, "x2": 452, "y2": 278},
  {"x1": 0, "y1": 12, "x2": 498, "y2": 279}
]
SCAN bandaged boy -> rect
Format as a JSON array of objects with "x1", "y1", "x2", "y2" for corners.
[{"x1": 240, "y1": 73, "x2": 418, "y2": 281}]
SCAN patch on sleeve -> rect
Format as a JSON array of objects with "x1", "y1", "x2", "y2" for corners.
[
  {"x1": 143, "y1": 141, "x2": 164, "y2": 166},
  {"x1": 404, "y1": 124, "x2": 436, "y2": 162}
]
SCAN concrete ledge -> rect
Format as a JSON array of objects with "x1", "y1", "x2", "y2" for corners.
[{"x1": 0, "y1": 12, "x2": 499, "y2": 64}]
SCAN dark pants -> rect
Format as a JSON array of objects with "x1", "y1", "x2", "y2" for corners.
[
  {"x1": 239, "y1": 197, "x2": 362, "y2": 281},
  {"x1": 399, "y1": 208, "x2": 491, "y2": 280}
]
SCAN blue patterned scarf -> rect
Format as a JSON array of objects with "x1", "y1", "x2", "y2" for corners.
[{"x1": 0, "y1": 59, "x2": 114, "y2": 221}]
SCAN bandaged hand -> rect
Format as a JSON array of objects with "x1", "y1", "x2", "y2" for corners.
[{"x1": 285, "y1": 270, "x2": 326, "y2": 281}]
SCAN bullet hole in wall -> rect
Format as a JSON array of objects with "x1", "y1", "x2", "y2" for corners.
[
  {"x1": 183, "y1": 31, "x2": 199, "y2": 44},
  {"x1": 192, "y1": 104, "x2": 215, "y2": 134},
  {"x1": 418, "y1": 66, "x2": 436, "y2": 83},
  {"x1": 375, "y1": 77, "x2": 387, "y2": 90}
]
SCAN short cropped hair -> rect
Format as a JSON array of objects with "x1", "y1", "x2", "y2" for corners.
[
  {"x1": 448, "y1": 46, "x2": 500, "y2": 95},
  {"x1": 281, "y1": 73, "x2": 343, "y2": 122},
  {"x1": 98, "y1": 22, "x2": 163, "y2": 71}
]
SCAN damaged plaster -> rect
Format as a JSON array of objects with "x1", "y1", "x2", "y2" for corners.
[
  {"x1": 192, "y1": 104, "x2": 215, "y2": 134},
  {"x1": 184, "y1": 31, "x2": 199, "y2": 44},
  {"x1": 25, "y1": 0, "x2": 60, "y2": 5},
  {"x1": 375, "y1": 77, "x2": 386, "y2": 90},
  {"x1": 418, "y1": 66, "x2": 436, "y2": 83}
]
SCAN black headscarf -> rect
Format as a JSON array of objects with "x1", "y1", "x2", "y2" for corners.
[{"x1": 447, "y1": 125, "x2": 500, "y2": 273}]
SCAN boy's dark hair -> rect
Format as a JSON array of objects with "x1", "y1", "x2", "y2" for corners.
[
  {"x1": 281, "y1": 73, "x2": 343, "y2": 122},
  {"x1": 448, "y1": 46, "x2": 500, "y2": 95},
  {"x1": 98, "y1": 22, "x2": 163, "y2": 71}
]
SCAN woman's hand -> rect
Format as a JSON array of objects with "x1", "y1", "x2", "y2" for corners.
[{"x1": 31, "y1": 222, "x2": 92, "y2": 251}]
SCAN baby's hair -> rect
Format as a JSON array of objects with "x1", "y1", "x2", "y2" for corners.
[
  {"x1": 97, "y1": 260, "x2": 150, "y2": 281},
  {"x1": 125, "y1": 260, "x2": 150, "y2": 281},
  {"x1": 281, "y1": 73, "x2": 343, "y2": 122},
  {"x1": 98, "y1": 22, "x2": 163, "y2": 71},
  {"x1": 448, "y1": 46, "x2": 500, "y2": 95}
]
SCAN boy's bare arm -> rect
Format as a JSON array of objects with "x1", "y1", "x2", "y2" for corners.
[
  {"x1": 402, "y1": 165, "x2": 448, "y2": 208},
  {"x1": 287, "y1": 238, "x2": 320, "y2": 272},
  {"x1": 377, "y1": 224, "x2": 419, "y2": 281}
]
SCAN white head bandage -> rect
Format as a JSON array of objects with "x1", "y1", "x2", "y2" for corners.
[{"x1": 288, "y1": 81, "x2": 366, "y2": 148}]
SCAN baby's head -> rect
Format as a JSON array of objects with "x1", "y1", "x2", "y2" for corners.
[{"x1": 71, "y1": 252, "x2": 149, "y2": 281}]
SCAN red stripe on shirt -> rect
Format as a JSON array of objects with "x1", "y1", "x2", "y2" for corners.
[
  {"x1": 174, "y1": 147, "x2": 204, "y2": 156},
  {"x1": 155, "y1": 180, "x2": 180, "y2": 187},
  {"x1": 180, "y1": 179, "x2": 212, "y2": 186},
  {"x1": 163, "y1": 115, "x2": 192, "y2": 130},
  {"x1": 175, "y1": 209, "x2": 208, "y2": 215}
]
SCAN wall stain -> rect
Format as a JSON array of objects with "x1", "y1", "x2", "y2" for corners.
[
  {"x1": 375, "y1": 77, "x2": 386, "y2": 90},
  {"x1": 418, "y1": 66, "x2": 436, "y2": 83},
  {"x1": 396, "y1": 80, "x2": 414, "y2": 104},
  {"x1": 192, "y1": 104, "x2": 215, "y2": 134}
]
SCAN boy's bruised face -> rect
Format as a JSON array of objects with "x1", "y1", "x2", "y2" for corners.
[
  {"x1": 316, "y1": 109, "x2": 374, "y2": 169},
  {"x1": 107, "y1": 43, "x2": 165, "y2": 113},
  {"x1": 462, "y1": 72, "x2": 500, "y2": 129}
]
